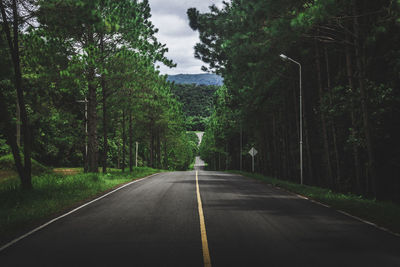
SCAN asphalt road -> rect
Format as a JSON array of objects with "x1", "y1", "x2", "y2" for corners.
[{"x1": 1, "y1": 171, "x2": 400, "y2": 266}]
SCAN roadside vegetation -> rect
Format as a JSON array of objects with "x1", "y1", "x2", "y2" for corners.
[
  {"x1": 0, "y1": 154, "x2": 50, "y2": 177},
  {"x1": 0, "y1": 167, "x2": 160, "y2": 245},
  {"x1": 171, "y1": 84, "x2": 218, "y2": 131},
  {"x1": 192, "y1": 1, "x2": 400, "y2": 203},
  {"x1": 231, "y1": 171, "x2": 400, "y2": 235},
  {"x1": 0, "y1": 0, "x2": 195, "y2": 191},
  {"x1": 0, "y1": 0, "x2": 204, "y2": 243}
]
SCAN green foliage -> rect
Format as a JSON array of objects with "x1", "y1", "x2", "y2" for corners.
[
  {"x1": 171, "y1": 84, "x2": 218, "y2": 130},
  {"x1": 1, "y1": 0, "x2": 195, "y2": 181},
  {"x1": 190, "y1": 0, "x2": 400, "y2": 201},
  {"x1": 187, "y1": 131, "x2": 199, "y2": 156},
  {"x1": 0, "y1": 138, "x2": 9, "y2": 156},
  {"x1": 0, "y1": 154, "x2": 50, "y2": 175},
  {"x1": 187, "y1": 131, "x2": 200, "y2": 146},
  {"x1": 164, "y1": 132, "x2": 196, "y2": 171},
  {"x1": 199, "y1": 85, "x2": 239, "y2": 170}
]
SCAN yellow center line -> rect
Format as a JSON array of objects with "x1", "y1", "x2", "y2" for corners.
[{"x1": 196, "y1": 170, "x2": 212, "y2": 267}]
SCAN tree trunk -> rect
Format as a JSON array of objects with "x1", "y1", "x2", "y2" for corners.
[
  {"x1": 163, "y1": 138, "x2": 168, "y2": 169},
  {"x1": 86, "y1": 29, "x2": 98, "y2": 173},
  {"x1": 214, "y1": 152, "x2": 217, "y2": 170},
  {"x1": 324, "y1": 47, "x2": 341, "y2": 189},
  {"x1": 129, "y1": 111, "x2": 133, "y2": 172},
  {"x1": 16, "y1": 101, "x2": 20, "y2": 147},
  {"x1": 265, "y1": 121, "x2": 273, "y2": 175},
  {"x1": 218, "y1": 152, "x2": 221, "y2": 171},
  {"x1": 0, "y1": 91, "x2": 25, "y2": 185},
  {"x1": 239, "y1": 124, "x2": 243, "y2": 171},
  {"x1": 272, "y1": 114, "x2": 278, "y2": 178},
  {"x1": 282, "y1": 99, "x2": 289, "y2": 180},
  {"x1": 117, "y1": 140, "x2": 120, "y2": 169},
  {"x1": 0, "y1": 0, "x2": 32, "y2": 189},
  {"x1": 156, "y1": 131, "x2": 161, "y2": 169},
  {"x1": 345, "y1": 30, "x2": 361, "y2": 193},
  {"x1": 302, "y1": 94, "x2": 313, "y2": 185},
  {"x1": 87, "y1": 66, "x2": 98, "y2": 173},
  {"x1": 150, "y1": 126, "x2": 154, "y2": 168},
  {"x1": 101, "y1": 36, "x2": 107, "y2": 174},
  {"x1": 122, "y1": 110, "x2": 126, "y2": 172},
  {"x1": 225, "y1": 143, "x2": 228, "y2": 170},
  {"x1": 315, "y1": 40, "x2": 333, "y2": 187},
  {"x1": 353, "y1": 3, "x2": 376, "y2": 196},
  {"x1": 291, "y1": 88, "x2": 299, "y2": 181}
]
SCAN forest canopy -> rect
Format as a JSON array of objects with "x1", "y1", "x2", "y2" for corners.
[
  {"x1": 0, "y1": 0, "x2": 196, "y2": 189},
  {"x1": 190, "y1": 0, "x2": 400, "y2": 202},
  {"x1": 171, "y1": 83, "x2": 218, "y2": 131}
]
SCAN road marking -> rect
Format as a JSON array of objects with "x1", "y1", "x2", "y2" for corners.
[
  {"x1": 337, "y1": 210, "x2": 400, "y2": 237},
  {"x1": 196, "y1": 170, "x2": 212, "y2": 267},
  {"x1": 234, "y1": 173, "x2": 400, "y2": 238},
  {"x1": 0, "y1": 173, "x2": 160, "y2": 252}
]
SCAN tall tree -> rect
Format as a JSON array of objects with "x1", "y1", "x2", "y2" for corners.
[
  {"x1": 0, "y1": 0, "x2": 36, "y2": 189},
  {"x1": 37, "y1": 0, "x2": 174, "y2": 172},
  {"x1": 191, "y1": 0, "x2": 400, "y2": 201}
]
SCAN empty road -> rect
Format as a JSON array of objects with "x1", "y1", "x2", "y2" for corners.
[{"x1": 1, "y1": 171, "x2": 399, "y2": 266}]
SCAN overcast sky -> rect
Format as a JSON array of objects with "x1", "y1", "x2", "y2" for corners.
[{"x1": 148, "y1": 0, "x2": 225, "y2": 75}]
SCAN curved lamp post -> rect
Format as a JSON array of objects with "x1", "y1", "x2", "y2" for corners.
[{"x1": 280, "y1": 54, "x2": 303, "y2": 185}]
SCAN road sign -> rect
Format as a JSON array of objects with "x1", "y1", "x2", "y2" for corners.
[
  {"x1": 248, "y1": 147, "x2": 258, "y2": 157},
  {"x1": 248, "y1": 147, "x2": 258, "y2": 172}
]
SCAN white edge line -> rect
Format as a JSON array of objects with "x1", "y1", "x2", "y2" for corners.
[
  {"x1": 336, "y1": 210, "x2": 400, "y2": 237},
  {"x1": 337, "y1": 210, "x2": 376, "y2": 226},
  {"x1": 233, "y1": 172, "x2": 400, "y2": 238},
  {"x1": 0, "y1": 173, "x2": 160, "y2": 252}
]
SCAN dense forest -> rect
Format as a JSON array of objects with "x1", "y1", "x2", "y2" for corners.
[
  {"x1": 0, "y1": 0, "x2": 197, "y2": 189},
  {"x1": 171, "y1": 83, "x2": 218, "y2": 131},
  {"x1": 190, "y1": 1, "x2": 400, "y2": 202}
]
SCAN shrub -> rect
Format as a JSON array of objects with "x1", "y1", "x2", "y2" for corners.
[{"x1": 0, "y1": 154, "x2": 50, "y2": 175}]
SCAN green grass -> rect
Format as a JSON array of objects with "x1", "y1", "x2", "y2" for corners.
[
  {"x1": 0, "y1": 167, "x2": 162, "y2": 244},
  {"x1": 188, "y1": 160, "x2": 196, "y2": 170},
  {"x1": 229, "y1": 170, "x2": 400, "y2": 235}
]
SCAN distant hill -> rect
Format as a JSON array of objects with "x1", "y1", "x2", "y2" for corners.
[{"x1": 167, "y1": 73, "x2": 223, "y2": 86}]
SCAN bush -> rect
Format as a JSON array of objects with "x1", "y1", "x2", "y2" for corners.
[
  {"x1": 0, "y1": 154, "x2": 50, "y2": 175},
  {"x1": 0, "y1": 138, "x2": 10, "y2": 156}
]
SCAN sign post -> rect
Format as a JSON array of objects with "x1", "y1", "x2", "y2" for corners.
[{"x1": 248, "y1": 147, "x2": 258, "y2": 173}]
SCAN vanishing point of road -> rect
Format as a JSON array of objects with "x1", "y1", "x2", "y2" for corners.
[{"x1": 1, "y1": 169, "x2": 400, "y2": 266}]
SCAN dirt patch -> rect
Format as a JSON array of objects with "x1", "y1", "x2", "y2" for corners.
[
  {"x1": 0, "y1": 170, "x2": 17, "y2": 181},
  {"x1": 53, "y1": 169, "x2": 80, "y2": 176}
]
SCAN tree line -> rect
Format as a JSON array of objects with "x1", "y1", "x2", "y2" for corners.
[
  {"x1": 0, "y1": 0, "x2": 196, "y2": 190},
  {"x1": 191, "y1": 0, "x2": 400, "y2": 201},
  {"x1": 171, "y1": 83, "x2": 218, "y2": 131}
]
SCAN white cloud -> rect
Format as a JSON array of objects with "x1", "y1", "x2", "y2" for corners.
[
  {"x1": 151, "y1": 14, "x2": 193, "y2": 37},
  {"x1": 150, "y1": 0, "x2": 224, "y2": 15},
  {"x1": 148, "y1": 0, "x2": 226, "y2": 75}
]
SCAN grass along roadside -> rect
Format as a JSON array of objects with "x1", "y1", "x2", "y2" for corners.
[
  {"x1": 188, "y1": 162, "x2": 195, "y2": 170},
  {"x1": 228, "y1": 170, "x2": 400, "y2": 235},
  {"x1": 0, "y1": 167, "x2": 162, "y2": 245}
]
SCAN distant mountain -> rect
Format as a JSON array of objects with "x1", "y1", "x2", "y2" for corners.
[{"x1": 167, "y1": 73, "x2": 223, "y2": 86}]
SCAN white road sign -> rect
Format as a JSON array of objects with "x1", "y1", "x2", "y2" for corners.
[{"x1": 249, "y1": 147, "x2": 258, "y2": 157}]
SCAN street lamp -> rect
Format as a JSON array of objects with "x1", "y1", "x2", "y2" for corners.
[{"x1": 280, "y1": 54, "x2": 303, "y2": 185}]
